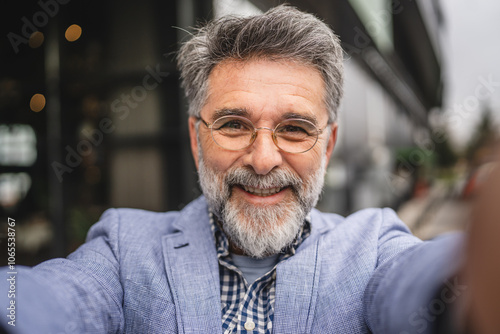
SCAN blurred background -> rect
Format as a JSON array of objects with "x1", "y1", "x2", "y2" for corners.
[{"x1": 0, "y1": 0, "x2": 499, "y2": 265}]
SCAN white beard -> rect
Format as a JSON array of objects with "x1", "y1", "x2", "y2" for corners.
[{"x1": 198, "y1": 152, "x2": 327, "y2": 258}]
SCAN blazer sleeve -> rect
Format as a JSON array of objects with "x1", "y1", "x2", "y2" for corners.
[
  {"x1": 0, "y1": 209, "x2": 124, "y2": 334},
  {"x1": 363, "y1": 208, "x2": 465, "y2": 334}
]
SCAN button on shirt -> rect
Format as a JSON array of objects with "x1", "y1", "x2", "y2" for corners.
[{"x1": 209, "y1": 212, "x2": 311, "y2": 334}]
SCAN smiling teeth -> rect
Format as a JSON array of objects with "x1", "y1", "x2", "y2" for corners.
[{"x1": 242, "y1": 185, "x2": 282, "y2": 196}]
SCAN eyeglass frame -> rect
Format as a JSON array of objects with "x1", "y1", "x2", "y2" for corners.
[{"x1": 195, "y1": 114, "x2": 331, "y2": 154}]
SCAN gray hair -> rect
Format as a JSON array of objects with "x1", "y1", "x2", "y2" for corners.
[{"x1": 177, "y1": 5, "x2": 344, "y2": 122}]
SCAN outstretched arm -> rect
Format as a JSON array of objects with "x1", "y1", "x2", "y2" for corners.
[
  {"x1": 366, "y1": 150, "x2": 500, "y2": 334},
  {"x1": 0, "y1": 209, "x2": 124, "y2": 333}
]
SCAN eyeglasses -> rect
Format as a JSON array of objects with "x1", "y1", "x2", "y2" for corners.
[{"x1": 197, "y1": 115, "x2": 328, "y2": 154}]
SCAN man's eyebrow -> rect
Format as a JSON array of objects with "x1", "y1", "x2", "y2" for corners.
[
  {"x1": 212, "y1": 108, "x2": 250, "y2": 121},
  {"x1": 211, "y1": 109, "x2": 319, "y2": 125},
  {"x1": 281, "y1": 112, "x2": 319, "y2": 126}
]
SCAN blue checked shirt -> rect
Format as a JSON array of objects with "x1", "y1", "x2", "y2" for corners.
[{"x1": 209, "y1": 212, "x2": 311, "y2": 334}]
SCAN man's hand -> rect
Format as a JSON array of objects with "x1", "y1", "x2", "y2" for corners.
[{"x1": 465, "y1": 153, "x2": 500, "y2": 334}]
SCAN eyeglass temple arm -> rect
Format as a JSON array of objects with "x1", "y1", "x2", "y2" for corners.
[
  {"x1": 318, "y1": 121, "x2": 334, "y2": 134},
  {"x1": 195, "y1": 116, "x2": 211, "y2": 128}
]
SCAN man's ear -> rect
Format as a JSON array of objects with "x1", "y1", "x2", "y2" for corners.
[
  {"x1": 188, "y1": 116, "x2": 200, "y2": 170},
  {"x1": 324, "y1": 122, "x2": 338, "y2": 167}
]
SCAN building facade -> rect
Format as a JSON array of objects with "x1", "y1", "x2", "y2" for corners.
[{"x1": 0, "y1": 0, "x2": 444, "y2": 261}]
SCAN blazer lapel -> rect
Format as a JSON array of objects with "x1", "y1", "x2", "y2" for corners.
[
  {"x1": 162, "y1": 197, "x2": 222, "y2": 334},
  {"x1": 273, "y1": 211, "x2": 326, "y2": 334}
]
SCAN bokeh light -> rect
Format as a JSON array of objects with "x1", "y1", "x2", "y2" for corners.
[
  {"x1": 28, "y1": 31, "x2": 44, "y2": 48},
  {"x1": 65, "y1": 24, "x2": 82, "y2": 42},
  {"x1": 30, "y1": 94, "x2": 46, "y2": 112}
]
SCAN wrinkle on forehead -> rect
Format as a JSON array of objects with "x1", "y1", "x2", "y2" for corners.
[
  {"x1": 209, "y1": 58, "x2": 324, "y2": 94},
  {"x1": 203, "y1": 58, "x2": 328, "y2": 124}
]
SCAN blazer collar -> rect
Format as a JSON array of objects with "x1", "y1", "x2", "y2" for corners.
[
  {"x1": 162, "y1": 196, "x2": 222, "y2": 334},
  {"x1": 273, "y1": 210, "x2": 325, "y2": 334}
]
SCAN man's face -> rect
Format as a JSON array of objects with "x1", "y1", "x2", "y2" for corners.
[{"x1": 188, "y1": 59, "x2": 338, "y2": 257}]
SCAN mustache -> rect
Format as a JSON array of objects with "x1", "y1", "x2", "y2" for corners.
[{"x1": 224, "y1": 166, "x2": 303, "y2": 191}]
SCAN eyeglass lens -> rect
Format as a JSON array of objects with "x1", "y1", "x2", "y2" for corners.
[{"x1": 210, "y1": 116, "x2": 319, "y2": 153}]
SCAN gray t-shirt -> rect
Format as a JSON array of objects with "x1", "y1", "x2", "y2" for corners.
[{"x1": 230, "y1": 253, "x2": 280, "y2": 285}]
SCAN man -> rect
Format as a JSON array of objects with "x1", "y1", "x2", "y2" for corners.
[{"x1": 0, "y1": 5, "x2": 475, "y2": 334}]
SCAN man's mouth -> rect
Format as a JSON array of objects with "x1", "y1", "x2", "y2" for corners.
[{"x1": 240, "y1": 185, "x2": 286, "y2": 197}]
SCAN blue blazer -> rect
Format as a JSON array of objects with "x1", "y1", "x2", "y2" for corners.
[{"x1": 0, "y1": 197, "x2": 463, "y2": 333}]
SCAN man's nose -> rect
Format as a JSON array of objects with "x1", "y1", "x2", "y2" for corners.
[{"x1": 243, "y1": 128, "x2": 283, "y2": 175}]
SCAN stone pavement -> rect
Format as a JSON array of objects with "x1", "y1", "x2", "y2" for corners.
[{"x1": 397, "y1": 181, "x2": 471, "y2": 240}]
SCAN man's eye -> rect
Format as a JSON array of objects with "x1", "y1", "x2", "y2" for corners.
[
  {"x1": 222, "y1": 121, "x2": 244, "y2": 129},
  {"x1": 280, "y1": 125, "x2": 308, "y2": 134},
  {"x1": 215, "y1": 120, "x2": 252, "y2": 132},
  {"x1": 217, "y1": 120, "x2": 244, "y2": 130},
  {"x1": 283, "y1": 125, "x2": 307, "y2": 133}
]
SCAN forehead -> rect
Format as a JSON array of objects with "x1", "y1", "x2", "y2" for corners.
[{"x1": 203, "y1": 59, "x2": 327, "y2": 123}]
